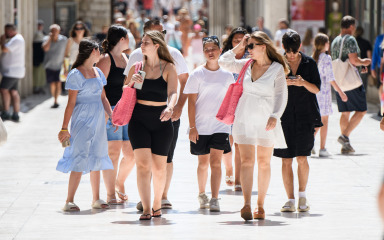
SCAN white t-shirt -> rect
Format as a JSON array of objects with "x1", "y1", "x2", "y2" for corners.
[
  {"x1": 0, "y1": 34, "x2": 25, "y2": 78},
  {"x1": 274, "y1": 28, "x2": 291, "y2": 46},
  {"x1": 183, "y1": 65, "x2": 234, "y2": 135},
  {"x1": 124, "y1": 45, "x2": 189, "y2": 76},
  {"x1": 127, "y1": 30, "x2": 136, "y2": 52}
]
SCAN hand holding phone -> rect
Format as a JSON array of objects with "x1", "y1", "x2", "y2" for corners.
[{"x1": 133, "y1": 70, "x2": 146, "y2": 90}]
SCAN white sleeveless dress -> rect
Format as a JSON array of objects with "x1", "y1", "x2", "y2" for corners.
[{"x1": 219, "y1": 50, "x2": 288, "y2": 148}]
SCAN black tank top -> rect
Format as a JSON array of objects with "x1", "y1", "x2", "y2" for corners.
[
  {"x1": 136, "y1": 63, "x2": 168, "y2": 102},
  {"x1": 104, "y1": 53, "x2": 126, "y2": 106}
]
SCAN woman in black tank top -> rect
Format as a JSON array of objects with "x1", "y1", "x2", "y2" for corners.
[
  {"x1": 96, "y1": 25, "x2": 134, "y2": 205},
  {"x1": 124, "y1": 30, "x2": 178, "y2": 220}
]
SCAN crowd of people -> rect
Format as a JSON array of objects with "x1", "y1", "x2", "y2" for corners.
[{"x1": 0, "y1": 2, "x2": 383, "y2": 222}]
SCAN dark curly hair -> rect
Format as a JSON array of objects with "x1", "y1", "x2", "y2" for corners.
[{"x1": 222, "y1": 27, "x2": 247, "y2": 53}]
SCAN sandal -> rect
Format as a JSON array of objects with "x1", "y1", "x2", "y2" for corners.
[
  {"x1": 241, "y1": 205, "x2": 253, "y2": 221},
  {"x1": 152, "y1": 208, "x2": 162, "y2": 218},
  {"x1": 62, "y1": 202, "x2": 80, "y2": 212},
  {"x1": 107, "y1": 198, "x2": 124, "y2": 205},
  {"x1": 253, "y1": 207, "x2": 265, "y2": 219},
  {"x1": 139, "y1": 213, "x2": 152, "y2": 220},
  {"x1": 234, "y1": 184, "x2": 242, "y2": 192},
  {"x1": 92, "y1": 199, "x2": 110, "y2": 209},
  {"x1": 225, "y1": 176, "x2": 235, "y2": 186},
  {"x1": 161, "y1": 199, "x2": 173, "y2": 209},
  {"x1": 115, "y1": 189, "x2": 128, "y2": 201}
]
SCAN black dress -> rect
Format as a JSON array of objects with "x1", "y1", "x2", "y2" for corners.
[{"x1": 274, "y1": 52, "x2": 322, "y2": 158}]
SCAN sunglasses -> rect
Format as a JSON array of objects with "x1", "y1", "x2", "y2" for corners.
[
  {"x1": 75, "y1": 27, "x2": 85, "y2": 30},
  {"x1": 202, "y1": 36, "x2": 220, "y2": 47},
  {"x1": 247, "y1": 43, "x2": 263, "y2": 50}
]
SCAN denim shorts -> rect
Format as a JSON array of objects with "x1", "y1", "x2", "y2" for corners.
[{"x1": 106, "y1": 106, "x2": 129, "y2": 141}]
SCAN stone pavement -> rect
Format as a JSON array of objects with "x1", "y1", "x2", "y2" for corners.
[{"x1": 0, "y1": 94, "x2": 383, "y2": 240}]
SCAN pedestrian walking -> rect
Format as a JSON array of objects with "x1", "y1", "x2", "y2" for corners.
[
  {"x1": 219, "y1": 31, "x2": 289, "y2": 220},
  {"x1": 57, "y1": 39, "x2": 115, "y2": 211},
  {"x1": 354, "y1": 26, "x2": 372, "y2": 90},
  {"x1": 42, "y1": 24, "x2": 67, "y2": 108},
  {"x1": 125, "y1": 21, "x2": 189, "y2": 211},
  {"x1": 96, "y1": 25, "x2": 133, "y2": 204},
  {"x1": 0, "y1": 23, "x2": 25, "y2": 122},
  {"x1": 221, "y1": 27, "x2": 249, "y2": 191},
  {"x1": 274, "y1": 19, "x2": 290, "y2": 53},
  {"x1": 33, "y1": 20, "x2": 46, "y2": 95},
  {"x1": 330, "y1": 16, "x2": 371, "y2": 154},
  {"x1": 273, "y1": 30, "x2": 322, "y2": 214},
  {"x1": 184, "y1": 36, "x2": 234, "y2": 212},
  {"x1": 189, "y1": 24, "x2": 205, "y2": 69},
  {"x1": 124, "y1": 30, "x2": 178, "y2": 220},
  {"x1": 313, "y1": 33, "x2": 348, "y2": 157},
  {"x1": 252, "y1": 17, "x2": 273, "y2": 40}
]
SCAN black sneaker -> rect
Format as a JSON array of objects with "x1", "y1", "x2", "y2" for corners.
[
  {"x1": 51, "y1": 103, "x2": 59, "y2": 109},
  {"x1": 11, "y1": 112, "x2": 19, "y2": 122},
  {"x1": 1, "y1": 111, "x2": 11, "y2": 121}
]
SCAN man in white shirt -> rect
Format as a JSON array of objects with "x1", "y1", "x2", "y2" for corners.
[
  {"x1": 0, "y1": 24, "x2": 25, "y2": 122},
  {"x1": 274, "y1": 19, "x2": 291, "y2": 53},
  {"x1": 125, "y1": 19, "x2": 189, "y2": 210}
]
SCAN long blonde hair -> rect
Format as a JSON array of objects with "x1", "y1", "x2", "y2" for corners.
[
  {"x1": 250, "y1": 31, "x2": 290, "y2": 74},
  {"x1": 312, "y1": 33, "x2": 329, "y2": 63},
  {"x1": 143, "y1": 30, "x2": 174, "y2": 64}
]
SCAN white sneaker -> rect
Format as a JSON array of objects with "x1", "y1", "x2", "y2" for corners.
[
  {"x1": 319, "y1": 149, "x2": 331, "y2": 157},
  {"x1": 209, "y1": 198, "x2": 220, "y2": 212},
  {"x1": 198, "y1": 193, "x2": 209, "y2": 209}
]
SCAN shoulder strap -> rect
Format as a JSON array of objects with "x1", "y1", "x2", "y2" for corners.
[
  {"x1": 108, "y1": 52, "x2": 116, "y2": 68},
  {"x1": 237, "y1": 59, "x2": 254, "y2": 85},
  {"x1": 134, "y1": 61, "x2": 142, "y2": 74},
  {"x1": 161, "y1": 62, "x2": 168, "y2": 76},
  {"x1": 338, "y1": 35, "x2": 348, "y2": 59}
]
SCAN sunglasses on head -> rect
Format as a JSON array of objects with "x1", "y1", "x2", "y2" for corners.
[
  {"x1": 75, "y1": 27, "x2": 85, "y2": 30},
  {"x1": 233, "y1": 27, "x2": 247, "y2": 35},
  {"x1": 202, "y1": 35, "x2": 219, "y2": 43},
  {"x1": 246, "y1": 43, "x2": 263, "y2": 50}
]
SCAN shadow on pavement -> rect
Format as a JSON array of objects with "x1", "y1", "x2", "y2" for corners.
[
  {"x1": 334, "y1": 153, "x2": 368, "y2": 157},
  {"x1": 112, "y1": 217, "x2": 175, "y2": 226},
  {"x1": 178, "y1": 209, "x2": 238, "y2": 215},
  {"x1": 219, "y1": 219, "x2": 288, "y2": 227},
  {"x1": 270, "y1": 212, "x2": 323, "y2": 219},
  {"x1": 59, "y1": 208, "x2": 109, "y2": 215},
  {"x1": 207, "y1": 189, "x2": 257, "y2": 196}
]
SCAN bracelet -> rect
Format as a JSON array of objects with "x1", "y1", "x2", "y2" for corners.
[
  {"x1": 60, "y1": 129, "x2": 68, "y2": 132},
  {"x1": 190, "y1": 126, "x2": 195, "y2": 130}
]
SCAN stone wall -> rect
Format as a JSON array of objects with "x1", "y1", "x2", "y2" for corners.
[{"x1": 77, "y1": 0, "x2": 111, "y2": 34}]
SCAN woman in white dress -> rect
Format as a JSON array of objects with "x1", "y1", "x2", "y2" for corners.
[{"x1": 219, "y1": 31, "x2": 289, "y2": 220}]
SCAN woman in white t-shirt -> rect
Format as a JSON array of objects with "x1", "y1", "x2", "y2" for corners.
[
  {"x1": 219, "y1": 31, "x2": 289, "y2": 220},
  {"x1": 184, "y1": 36, "x2": 234, "y2": 212}
]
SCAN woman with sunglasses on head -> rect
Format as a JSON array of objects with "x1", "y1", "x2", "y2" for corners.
[
  {"x1": 57, "y1": 39, "x2": 116, "y2": 211},
  {"x1": 219, "y1": 31, "x2": 289, "y2": 220},
  {"x1": 96, "y1": 25, "x2": 133, "y2": 205},
  {"x1": 221, "y1": 27, "x2": 249, "y2": 191},
  {"x1": 273, "y1": 31, "x2": 322, "y2": 214},
  {"x1": 64, "y1": 21, "x2": 90, "y2": 77},
  {"x1": 124, "y1": 30, "x2": 178, "y2": 220},
  {"x1": 184, "y1": 36, "x2": 234, "y2": 212}
]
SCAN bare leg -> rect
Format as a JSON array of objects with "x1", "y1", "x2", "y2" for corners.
[
  {"x1": 90, "y1": 171, "x2": 101, "y2": 203},
  {"x1": 0, "y1": 89, "x2": 11, "y2": 111},
  {"x1": 282, "y1": 158, "x2": 294, "y2": 199},
  {"x1": 10, "y1": 90, "x2": 20, "y2": 113},
  {"x1": 319, "y1": 116, "x2": 329, "y2": 149},
  {"x1": 210, "y1": 148, "x2": 224, "y2": 198},
  {"x1": 296, "y1": 156, "x2": 309, "y2": 192},
  {"x1": 66, "y1": 171, "x2": 82, "y2": 203},
  {"x1": 197, "y1": 154, "x2": 209, "y2": 194},
  {"x1": 134, "y1": 148, "x2": 152, "y2": 215},
  {"x1": 222, "y1": 135, "x2": 234, "y2": 185},
  {"x1": 234, "y1": 143, "x2": 241, "y2": 185},
  {"x1": 238, "y1": 144, "x2": 255, "y2": 206},
  {"x1": 151, "y1": 154, "x2": 167, "y2": 211},
  {"x1": 342, "y1": 111, "x2": 366, "y2": 137},
  {"x1": 256, "y1": 145, "x2": 273, "y2": 208},
  {"x1": 102, "y1": 141, "x2": 122, "y2": 202},
  {"x1": 162, "y1": 162, "x2": 173, "y2": 200},
  {"x1": 115, "y1": 141, "x2": 135, "y2": 199},
  {"x1": 340, "y1": 112, "x2": 350, "y2": 136}
]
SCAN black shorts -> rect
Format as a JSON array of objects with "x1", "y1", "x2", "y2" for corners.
[
  {"x1": 273, "y1": 122, "x2": 315, "y2": 158},
  {"x1": 167, "y1": 119, "x2": 180, "y2": 163},
  {"x1": 45, "y1": 69, "x2": 61, "y2": 83},
  {"x1": 336, "y1": 85, "x2": 367, "y2": 112},
  {"x1": 0, "y1": 77, "x2": 19, "y2": 90},
  {"x1": 128, "y1": 104, "x2": 174, "y2": 156},
  {"x1": 190, "y1": 133, "x2": 231, "y2": 155}
]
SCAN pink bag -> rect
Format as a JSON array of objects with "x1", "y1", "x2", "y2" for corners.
[
  {"x1": 216, "y1": 59, "x2": 253, "y2": 125},
  {"x1": 111, "y1": 62, "x2": 142, "y2": 126}
]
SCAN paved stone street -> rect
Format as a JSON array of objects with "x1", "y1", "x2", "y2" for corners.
[{"x1": 0, "y1": 94, "x2": 383, "y2": 240}]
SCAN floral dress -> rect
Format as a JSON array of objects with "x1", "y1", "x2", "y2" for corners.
[{"x1": 316, "y1": 53, "x2": 336, "y2": 116}]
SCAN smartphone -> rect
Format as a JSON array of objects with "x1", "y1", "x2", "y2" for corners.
[
  {"x1": 134, "y1": 70, "x2": 146, "y2": 90},
  {"x1": 287, "y1": 76, "x2": 297, "y2": 79},
  {"x1": 62, "y1": 138, "x2": 70, "y2": 148}
]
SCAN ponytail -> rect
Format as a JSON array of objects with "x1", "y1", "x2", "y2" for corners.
[
  {"x1": 102, "y1": 25, "x2": 128, "y2": 53},
  {"x1": 312, "y1": 33, "x2": 329, "y2": 63}
]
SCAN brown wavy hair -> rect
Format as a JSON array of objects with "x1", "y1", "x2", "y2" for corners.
[
  {"x1": 143, "y1": 30, "x2": 174, "y2": 64},
  {"x1": 69, "y1": 21, "x2": 90, "y2": 38},
  {"x1": 249, "y1": 31, "x2": 289, "y2": 74},
  {"x1": 312, "y1": 33, "x2": 329, "y2": 63}
]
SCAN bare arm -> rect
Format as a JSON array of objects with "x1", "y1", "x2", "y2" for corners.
[
  {"x1": 348, "y1": 52, "x2": 371, "y2": 67},
  {"x1": 95, "y1": 54, "x2": 111, "y2": 79},
  {"x1": 171, "y1": 73, "x2": 189, "y2": 121},
  {"x1": 378, "y1": 183, "x2": 384, "y2": 222},
  {"x1": 219, "y1": 34, "x2": 249, "y2": 74},
  {"x1": 187, "y1": 94, "x2": 199, "y2": 143},
  {"x1": 287, "y1": 75, "x2": 320, "y2": 94},
  {"x1": 0, "y1": 35, "x2": 9, "y2": 52},
  {"x1": 101, "y1": 88, "x2": 113, "y2": 118},
  {"x1": 160, "y1": 64, "x2": 178, "y2": 122},
  {"x1": 42, "y1": 36, "x2": 52, "y2": 52},
  {"x1": 58, "y1": 90, "x2": 78, "y2": 142},
  {"x1": 64, "y1": 38, "x2": 72, "y2": 58}
]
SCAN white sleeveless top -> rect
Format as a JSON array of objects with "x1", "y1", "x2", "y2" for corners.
[{"x1": 68, "y1": 39, "x2": 79, "y2": 65}]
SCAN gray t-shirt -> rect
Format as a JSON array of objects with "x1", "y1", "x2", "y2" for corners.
[
  {"x1": 43, "y1": 34, "x2": 67, "y2": 70},
  {"x1": 331, "y1": 34, "x2": 360, "y2": 62}
]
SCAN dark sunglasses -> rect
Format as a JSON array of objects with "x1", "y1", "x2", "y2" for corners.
[
  {"x1": 162, "y1": 30, "x2": 167, "y2": 35},
  {"x1": 247, "y1": 43, "x2": 263, "y2": 50},
  {"x1": 75, "y1": 27, "x2": 85, "y2": 30}
]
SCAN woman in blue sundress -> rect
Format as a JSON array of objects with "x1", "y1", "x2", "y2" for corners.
[{"x1": 57, "y1": 39, "x2": 117, "y2": 212}]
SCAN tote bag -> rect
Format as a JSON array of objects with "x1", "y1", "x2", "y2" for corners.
[
  {"x1": 111, "y1": 62, "x2": 142, "y2": 126},
  {"x1": 332, "y1": 35, "x2": 362, "y2": 92},
  {"x1": 216, "y1": 59, "x2": 253, "y2": 125}
]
